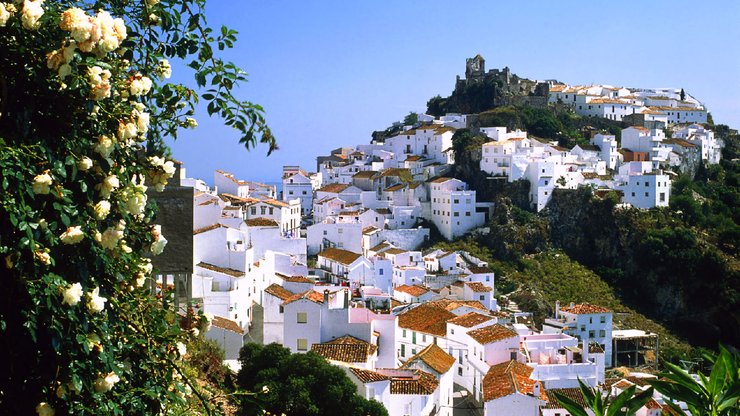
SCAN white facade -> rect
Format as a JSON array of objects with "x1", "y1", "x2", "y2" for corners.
[
  {"x1": 620, "y1": 173, "x2": 671, "y2": 209},
  {"x1": 673, "y1": 124, "x2": 722, "y2": 164},
  {"x1": 429, "y1": 178, "x2": 485, "y2": 240},
  {"x1": 282, "y1": 166, "x2": 314, "y2": 216}
]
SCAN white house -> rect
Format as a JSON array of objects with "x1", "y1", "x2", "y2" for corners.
[
  {"x1": 347, "y1": 367, "x2": 439, "y2": 416},
  {"x1": 394, "y1": 284, "x2": 434, "y2": 304},
  {"x1": 400, "y1": 343, "x2": 456, "y2": 416},
  {"x1": 214, "y1": 169, "x2": 249, "y2": 197},
  {"x1": 482, "y1": 360, "x2": 546, "y2": 416},
  {"x1": 282, "y1": 165, "x2": 314, "y2": 216},
  {"x1": 311, "y1": 335, "x2": 379, "y2": 370},
  {"x1": 543, "y1": 302, "x2": 613, "y2": 367},
  {"x1": 307, "y1": 221, "x2": 363, "y2": 255},
  {"x1": 673, "y1": 124, "x2": 722, "y2": 164},
  {"x1": 317, "y1": 248, "x2": 373, "y2": 288},
  {"x1": 620, "y1": 172, "x2": 671, "y2": 209},
  {"x1": 204, "y1": 315, "x2": 245, "y2": 371},
  {"x1": 429, "y1": 177, "x2": 485, "y2": 240},
  {"x1": 591, "y1": 133, "x2": 619, "y2": 171}
]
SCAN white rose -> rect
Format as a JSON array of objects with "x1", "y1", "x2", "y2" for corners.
[
  {"x1": 35, "y1": 251, "x2": 51, "y2": 265},
  {"x1": 0, "y1": 4, "x2": 10, "y2": 27},
  {"x1": 94, "y1": 135, "x2": 114, "y2": 158},
  {"x1": 93, "y1": 200, "x2": 110, "y2": 219},
  {"x1": 135, "y1": 111, "x2": 150, "y2": 134},
  {"x1": 99, "y1": 174, "x2": 119, "y2": 198},
  {"x1": 176, "y1": 342, "x2": 187, "y2": 357},
  {"x1": 32, "y1": 172, "x2": 52, "y2": 194},
  {"x1": 262, "y1": 385, "x2": 270, "y2": 394},
  {"x1": 184, "y1": 117, "x2": 197, "y2": 129},
  {"x1": 155, "y1": 59, "x2": 172, "y2": 80},
  {"x1": 62, "y1": 282, "x2": 83, "y2": 306},
  {"x1": 93, "y1": 371, "x2": 119, "y2": 393},
  {"x1": 86, "y1": 287, "x2": 107, "y2": 313},
  {"x1": 21, "y1": 0, "x2": 44, "y2": 30},
  {"x1": 99, "y1": 226, "x2": 123, "y2": 250},
  {"x1": 35, "y1": 402, "x2": 54, "y2": 416},
  {"x1": 58, "y1": 63, "x2": 72, "y2": 79},
  {"x1": 135, "y1": 272, "x2": 147, "y2": 287},
  {"x1": 124, "y1": 184, "x2": 147, "y2": 215},
  {"x1": 117, "y1": 121, "x2": 137, "y2": 141},
  {"x1": 77, "y1": 156, "x2": 93, "y2": 171},
  {"x1": 150, "y1": 234, "x2": 167, "y2": 255},
  {"x1": 60, "y1": 226, "x2": 84, "y2": 244}
]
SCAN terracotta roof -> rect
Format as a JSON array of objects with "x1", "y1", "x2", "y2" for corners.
[
  {"x1": 549, "y1": 84, "x2": 568, "y2": 92},
  {"x1": 264, "y1": 284, "x2": 294, "y2": 301},
  {"x1": 210, "y1": 315, "x2": 245, "y2": 335},
  {"x1": 664, "y1": 138, "x2": 697, "y2": 148},
  {"x1": 559, "y1": 303, "x2": 611, "y2": 314},
  {"x1": 260, "y1": 198, "x2": 289, "y2": 208},
  {"x1": 196, "y1": 262, "x2": 244, "y2": 278},
  {"x1": 219, "y1": 193, "x2": 260, "y2": 205},
  {"x1": 374, "y1": 208, "x2": 391, "y2": 215},
  {"x1": 318, "y1": 183, "x2": 350, "y2": 193},
  {"x1": 482, "y1": 360, "x2": 544, "y2": 402},
  {"x1": 339, "y1": 210, "x2": 362, "y2": 216},
  {"x1": 429, "y1": 177, "x2": 453, "y2": 183},
  {"x1": 245, "y1": 217, "x2": 279, "y2": 227},
  {"x1": 311, "y1": 335, "x2": 378, "y2": 363},
  {"x1": 193, "y1": 223, "x2": 227, "y2": 235},
  {"x1": 282, "y1": 290, "x2": 325, "y2": 305},
  {"x1": 401, "y1": 343, "x2": 455, "y2": 374},
  {"x1": 646, "y1": 398, "x2": 662, "y2": 409},
  {"x1": 544, "y1": 388, "x2": 587, "y2": 409},
  {"x1": 389, "y1": 369, "x2": 439, "y2": 395},
  {"x1": 385, "y1": 183, "x2": 406, "y2": 192},
  {"x1": 467, "y1": 265, "x2": 492, "y2": 274},
  {"x1": 405, "y1": 155, "x2": 424, "y2": 162},
  {"x1": 430, "y1": 299, "x2": 488, "y2": 312},
  {"x1": 362, "y1": 226, "x2": 380, "y2": 234},
  {"x1": 379, "y1": 168, "x2": 411, "y2": 178},
  {"x1": 318, "y1": 248, "x2": 363, "y2": 265},
  {"x1": 369, "y1": 242, "x2": 392, "y2": 252},
  {"x1": 352, "y1": 170, "x2": 378, "y2": 179},
  {"x1": 398, "y1": 303, "x2": 456, "y2": 337},
  {"x1": 395, "y1": 285, "x2": 430, "y2": 297},
  {"x1": 465, "y1": 282, "x2": 493, "y2": 293},
  {"x1": 275, "y1": 273, "x2": 313, "y2": 283},
  {"x1": 447, "y1": 312, "x2": 495, "y2": 328},
  {"x1": 349, "y1": 368, "x2": 389, "y2": 383},
  {"x1": 467, "y1": 324, "x2": 518, "y2": 344}
]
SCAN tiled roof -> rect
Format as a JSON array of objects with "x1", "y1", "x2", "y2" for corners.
[
  {"x1": 211, "y1": 315, "x2": 245, "y2": 335},
  {"x1": 467, "y1": 324, "x2": 518, "y2": 344},
  {"x1": 385, "y1": 183, "x2": 406, "y2": 192},
  {"x1": 559, "y1": 303, "x2": 611, "y2": 314},
  {"x1": 429, "y1": 177, "x2": 453, "y2": 183},
  {"x1": 275, "y1": 273, "x2": 313, "y2": 283},
  {"x1": 282, "y1": 290, "x2": 325, "y2": 305},
  {"x1": 362, "y1": 226, "x2": 380, "y2": 234},
  {"x1": 389, "y1": 369, "x2": 439, "y2": 395},
  {"x1": 401, "y1": 343, "x2": 455, "y2": 374},
  {"x1": 544, "y1": 388, "x2": 587, "y2": 409},
  {"x1": 310, "y1": 335, "x2": 378, "y2": 363},
  {"x1": 405, "y1": 155, "x2": 424, "y2": 162},
  {"x1": 549, "y1": 84, "x2": 567, "y2": 92},
  {"x1": 318, "y1": 183, "x2": 350, "y2": 193},
  {"x1": 447, "y1": 312, "x2": 495, "y2": 328},
  {"x1": 264, "y1": 284, "x2": 294, "y2": 301},
  {"x1": 429, "y1": 299, "x2": 488, "y2": 312},
  {"x1": 369, "y1": 242, "x2": 392, "y2": 252},
  {"x1": 349, "y1": 367, "x2": 389, "y2": 383},
  {"x1": 395, "y1": 285, "x2": 430, "y2": 297},
  {"x1": 196, "y1": 262, "x2": 244, "y2": 277},
  {"x1": 260, "y1": 198, "x2": 289, "y2": 208},
  {"x1": 245, "y1": 217, "x2": 279, "y2": 227},
  {"x1": 384, "y1": 248, "x2": 406, "y2": 255},
  {"x1": 219, "y1": 193, "x2": 260, "y2": 205},
  {"x1": 398, "y1": 303, "x2": 456, "y2": 336},
  {"x1": 193, "y1": 223, "x2": 227, "y2": 235},
  {"x1": 465, "y1": 282, "x2": 492, "y2": 293},
  {"x1": 467, "y1": 265, "x2": 492, "y2": 274},
  {"x1": 339, "y1": 210, "x2": 362, "y2": 216},
  {"x1": 352, "y1": 170, "x2": 378, "y2": 179},
  {"x1": 318, "y1": 248, "x2": 363, "y2": 265},
  {"x1": 482, "y1": 360, "x2": 544, "y2": 402}
]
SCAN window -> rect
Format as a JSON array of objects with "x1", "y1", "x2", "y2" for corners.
[
  {"x1": 279, "y1": 306, "x2": 284, "y2": 314},
  {"x1": 288, "y1": 190, "x2": 294, "y2": 195},
  {"x1": 260, "y1": 206, "x2": 266, "y2": 215},
  {"x1": 379, "y1": 269, "x2": 384, "y2": 275},
  {"x1": 451, "y1": 328, "x2": 455, "y2": 335},
  {"x1": 589, "y1": 330, "x2": 595, "y2": 338},
  {"x1": 479, "y1": 295, "x2": 485, "y2": 301},
  {"x1": 422, "y1": 334, "x2": 426, "y2": 343},
  {"x1": 580, "y1": 325, "x2": 586, "y2": 332},
  {"x1": 297, "y1": 338, "x2": 308, "y2": 351},
  {"x1": 402, "y1": 329, "x2": 407, "y2": 338},
  {"x1": 599, "y1": 330, "x2": 606, "y2": 337},
  {"x1": 645, "y1": 182, "x2": 649, "y2": 187},
  {"x1": 600, "y1": 315, "x2": 606, "y2": 323},
  {"x1": 660, "y1": 192, "x2": 666, "y2": 202},
  {"x1": 453, "y1": 199, "x2": 459, "y2": 204},
  {"x1": 453, "y1": 212, "x2": 459, "y2": 217},
  {"x1": 297, "y1": 312, "x2": 307, "y2": 324},
  {"x1": 250, "y1": 207, "x2": 256, "y2": 215},
  {"x1": 645, "y1": 192, "x2": 649, "y2": 197},
  {"x1": 589, "y1": 317, "x2": 593, "y2": 324},
  {"x1": 302, "y1": 191, "x2": 307, "y2": 195},
  {"x1": 465, "y1": 212, "x2": 471, "y2": 216},
  {"x1": 458, "y1": 367, "x2": 463, "y2": 376},
  {"x1": 400, "y1": 344, "x2": 405, "y2": 357}
]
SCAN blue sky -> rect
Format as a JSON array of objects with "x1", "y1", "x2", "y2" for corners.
[{"x1": 167, "y1": 1, "x2": 740, "y2": 184}]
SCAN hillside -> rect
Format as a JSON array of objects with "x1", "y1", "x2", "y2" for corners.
[{"x1": 424, "y1": 101, "x2": 739, "y2": 362}]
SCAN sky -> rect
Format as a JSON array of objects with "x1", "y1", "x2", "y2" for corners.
[{"x1": 166, "y1": 1, "x2": 740, "y2": 184}]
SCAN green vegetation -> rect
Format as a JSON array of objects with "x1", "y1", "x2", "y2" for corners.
[
  {"x1": 236, "y1": 343, "x2": 388, "y2": 416},
  {"x1": 553, "y1": 378, "x2": 654, "y2": 416},
  {"x1": 403, "y1": 111, "x2": 419, "y2": 126}
]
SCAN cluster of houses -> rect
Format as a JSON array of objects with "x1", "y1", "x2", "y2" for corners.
[
  {"x1": 548, "y1": 83, "x2": 708, "y2": 126},
  {"x1": 155, "y1": 97, "x2": 718, "y2": 414},
  {"x1": 480, "y1": 123, "x2": 722, "y2": 211}
]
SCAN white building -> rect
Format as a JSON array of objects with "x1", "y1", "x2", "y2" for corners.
[
  {"x1": 482, "y1": 361, "x2": 546, "y2": 416},
  {"x1": 282, "y1": 165, "x2": 314, "y2": 216},
  {"x1": 429, "y1": 178, "x2": 485, "y2": 240},
  {"x1": 620, "y1": 172, "x2": 671, "y2": 209},
  {"x1": 400, "y1": 343, "x2": 456, "y2": 416},
  {"x1": 347, "y1": 367, "x2": 439, "y2": 416},
  {"x1": 673, "y1": 124, "x2": 722, "y2": 165},
  {"x1": 543, "y1": 302, "x2": 614, "y2": 367}
]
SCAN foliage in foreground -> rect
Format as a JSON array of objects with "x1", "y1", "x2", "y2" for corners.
[
  {"x1": 236, "y1": 343, "x2": 388, "y2": 416},
  {"x1": 552, "y1": 378, "x2": 654, "y2": 416},
  {"x1": 0, "y1": 0, "x2": 271, "y2": 414}
]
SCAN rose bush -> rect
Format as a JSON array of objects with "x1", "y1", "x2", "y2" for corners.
[{"x1": 0, "y1": 0, "x2": 273, "y2": 414}]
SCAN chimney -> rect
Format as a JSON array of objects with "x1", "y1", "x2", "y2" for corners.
[
  {"x1": 555, "y1": 300, "x2": 560, "y2": 319},
  {"x1": 533, "y1": 381, "x2": 541, "y2": 398},
  {"x1": 323, "y1": 289, "x2": 330, "y2": 305},
  {"x1": 343, "y1": 288, "x2": 349, "y2": 309}
]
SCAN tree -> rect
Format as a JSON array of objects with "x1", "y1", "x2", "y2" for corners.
[
  {"x1": 236, "y1": 343, "x2": 388, "y2": 416},
  {"x1": 552, "y1": 378, "x2": 654, "y2": 416},
  {"x1": 403, "y1": 111, "x2": 418, "y2": 126},
  {"x1": 0, "y1": 1, "x2": 271, "y2": 414},
  {"x1": 426, "y1": 94, "x2": 446, "y2": 117},
  {"x1": 680, "y1": 88, "x2": 686, "y2": 101},
  {"x1": 648, "y1": 346, "x2": 739, "y2": 415}
]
